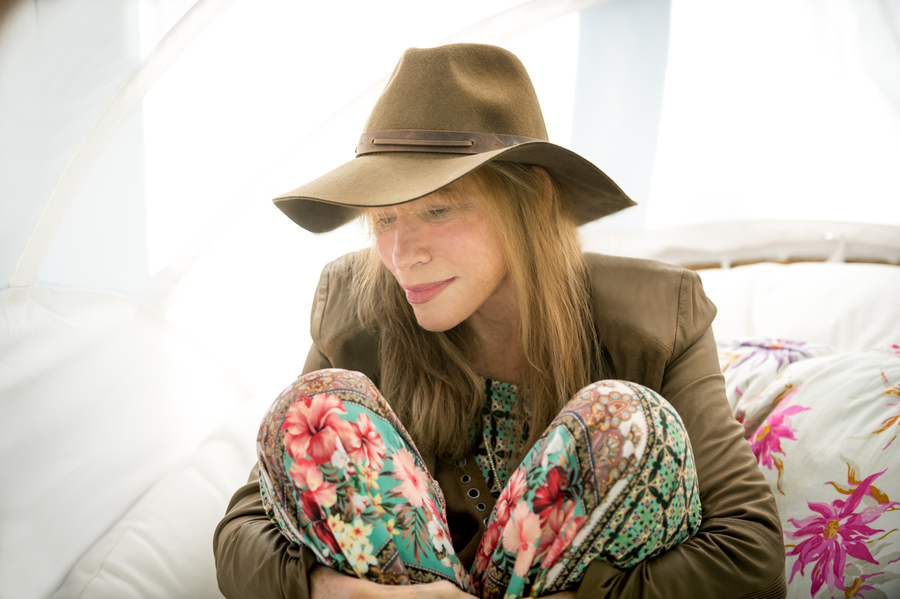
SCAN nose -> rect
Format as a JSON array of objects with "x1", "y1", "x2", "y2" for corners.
[{"x1": 390, "y1": 218, "x2": 431, "y2": 272}]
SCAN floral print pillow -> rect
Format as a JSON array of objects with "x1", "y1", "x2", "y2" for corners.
[{"x1": 717, "y1": 339, "x2": 900, "y2": 598}]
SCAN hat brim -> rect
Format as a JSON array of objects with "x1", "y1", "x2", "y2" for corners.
[{"x1": 273, "y1": 141, "x2": 635, "y2": 233}]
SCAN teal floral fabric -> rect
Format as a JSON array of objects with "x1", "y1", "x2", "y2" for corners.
[{"x1": 257, "y1": 369, "x2": 701, "y2": 598}]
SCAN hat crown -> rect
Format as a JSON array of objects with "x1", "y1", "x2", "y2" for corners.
[{"x1": 363, "y1": 44, "x2": 549, "y2": 141}]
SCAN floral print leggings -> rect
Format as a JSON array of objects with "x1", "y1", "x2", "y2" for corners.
[{"x1": 258, "y1": 369, "x2": 701, "y2": 598}]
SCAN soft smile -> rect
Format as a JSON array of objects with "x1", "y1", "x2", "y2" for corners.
[{"x1": 403, "y1": 278, "x2": 455, "y2": 305}]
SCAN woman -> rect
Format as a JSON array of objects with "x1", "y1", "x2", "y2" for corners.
[{"x1": 214, "y1": 44, "x2": 786, "y2": 599}]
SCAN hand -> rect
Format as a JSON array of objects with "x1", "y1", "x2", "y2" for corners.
[
  {"x1": 538, "y1": 591, "x2": 577, "y2": 599},
  {"x1": 310, "y1": 565, "x2": 473, "y2": 599}
]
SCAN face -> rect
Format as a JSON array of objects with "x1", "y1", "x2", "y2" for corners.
[{"x1": 373, "y1": 175, "x2": 513, "y2": 332}]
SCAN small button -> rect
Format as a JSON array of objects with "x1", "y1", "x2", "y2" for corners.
[
  {"x1": 455, "y1": 458, "x2": 467, "y2": 468},
  {"x1": 483, "y1": 518, "x2": 488, "y2": 525},
  {"x1": 461, "y1": 475, "x2": 471, "y2": 484},
  {"x1": 467, "y1": 488, "x2": 480, "y2": 499},
  {"x1": 476, "y1": 502, "x2": 486, "y2": 511}
]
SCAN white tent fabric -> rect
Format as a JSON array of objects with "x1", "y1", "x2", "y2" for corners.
[
  {"x1": 1, "y1": 1, "x2": 899, "y2": 598},
  {"x1": 643, "y1": 0, "x2": 900, "y2": 228}
]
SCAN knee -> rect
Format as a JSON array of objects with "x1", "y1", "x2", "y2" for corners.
[
  {"x1": 569, "y1": 380, "x2": 690, "y2": 447},
  {"x1": 259, "y1": 369, "x2": 378, "y2": 454},
  {"x1": 567, "y1": 380, "x2": 653, "y2": 428},
  {"x1": 575, "y1": 379, "x2": 662, "y2": 403},
  {"x1": 290, "y1": 368, "x2": 376, "y2": 398},
  {"x1": 265, "y1": 369, "x2": 378, "y2": 414},
  {"x1": 573, "y1": 379, "x2": 677, "y2": 417}
]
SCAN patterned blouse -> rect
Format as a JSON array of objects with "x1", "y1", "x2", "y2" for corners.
[{"x1": 473, "y1": 378, "x2": 530, "y2": 498}]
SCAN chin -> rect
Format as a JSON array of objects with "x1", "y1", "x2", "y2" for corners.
[
  {"x1": 413, "y1": 310, "x2": 460, "y2": 333},
  {"x1": 415, "y1": 319, "x2": 456, "y2": 333}
]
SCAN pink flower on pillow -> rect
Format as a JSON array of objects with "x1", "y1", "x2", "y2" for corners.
[
  {"x1": 877, "y1": 344, "x2": 900, "y2": 358},
  {"x1": 283, "y1": 393, "x2": 360, "y2": 464},
  {"x1": 786, "y1": 469, "x2": 900, "y2": 597},
  {"x1": 750, "y1": 393, "x2": 808, "y2": 494}
]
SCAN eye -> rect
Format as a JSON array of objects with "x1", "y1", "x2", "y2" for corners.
[
  {"x1": 427, "y1": 206, "x2": 451, "y2": 218},
  {"x1": 374, "y1": 213, "x2": 396, "y2": 228}
]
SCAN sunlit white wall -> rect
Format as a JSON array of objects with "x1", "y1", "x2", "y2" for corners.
[{"x1": 645, "y1": 0, "x2": 900, "y2": 227}]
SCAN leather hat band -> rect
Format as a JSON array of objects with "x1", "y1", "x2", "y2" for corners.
[{"x1": 356, "y1": 129, "x2": 539, "y2": 156}]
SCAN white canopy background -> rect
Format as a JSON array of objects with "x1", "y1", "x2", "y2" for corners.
[{"x1": 1, "y1": 1, "x2": 898, "y2": 597}]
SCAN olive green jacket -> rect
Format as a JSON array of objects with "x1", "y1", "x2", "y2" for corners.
[{"x1": 213, "y1": 252, "x2": 787, "y2": 598}]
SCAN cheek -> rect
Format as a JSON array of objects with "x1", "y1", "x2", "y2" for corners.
[
  {"x1": 468, "y1": 223, "x2": 508, "y2": 276},
  {"x1": 374, "y1": 233, "x2": 394, "y2": 270}
]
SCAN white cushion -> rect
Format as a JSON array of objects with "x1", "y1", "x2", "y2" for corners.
[
  {"x1": 0, "y1": 286, "x2": 252, "y2": 599},
  {"x1": 51, "y1": 398, "x2": 266, "y2": 599},
  {"x1": 699, "y1": 262, "x2": 900, "y2": 351}
]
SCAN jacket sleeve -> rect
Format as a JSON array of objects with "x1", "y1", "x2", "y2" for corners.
[
  {"x1": 577, "y1": 270, "x2": 787, "y2": 599},
  {"x1": 213, "y1": 461, "x2": 320, "y2": 599}
]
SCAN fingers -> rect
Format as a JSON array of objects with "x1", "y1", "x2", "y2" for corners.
[
  {"x1": 309, "y1": 565, "x2": 369, "y2": 599},
  {"x1": 311, "y1": 566, "x2": 473, "y2": 599},
  {"x1": 540, "y1": 591, "x2": 577, "y2": 599},
  {"x1": 411, "y1": 580, "x2": 473, "y2": 598}
]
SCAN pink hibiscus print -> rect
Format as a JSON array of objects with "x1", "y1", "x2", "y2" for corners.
[
  {"x1": 786, "y1": 469, "x2": 900, "y2": 597},
  {"x1": 289, "y1": 456, "x2": 337, "y2": 508},
  {"x1": 283, "y1": 393, "x2": 360, "y2": 464},
  {"x1": 531, "y1": 465, "x2": 576, "y2": 523},
  {"x1": 750, "y1": 395, "x2": 808, "y2": 494},
  {"x1": 389, "y1": 448, "x2": 431, "y2": 508},
  {"x1": 494, "y1": 469, "x2": 528, "y2": 527},
  {"x1": 502, "y1": 502, "x2": 542, "y2": 577},
  {"x1": 347, "y1": 413, "x2": 387, "y2": 471},
  {"x1": 299, "y1": 491, "x2": 341, "y2": 558},
  {"x1": 475, "y1": 521, "x2": 502, "y2": 573},
  {"x1": 536, "y1": 501, "x2": 584, "y2": 569}
]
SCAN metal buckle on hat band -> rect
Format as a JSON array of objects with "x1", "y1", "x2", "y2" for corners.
[{"x1": 356, "y1": 130, "x2": 539, "y2": 156}]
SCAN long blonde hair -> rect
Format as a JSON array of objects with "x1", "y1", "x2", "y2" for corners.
[{"x1": 353, "y1": 161, "x2": 603, "y2": 461}]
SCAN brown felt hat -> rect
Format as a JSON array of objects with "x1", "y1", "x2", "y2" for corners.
[{"x1": 273, "y1": 43, "x2": 635, "y2": 233}]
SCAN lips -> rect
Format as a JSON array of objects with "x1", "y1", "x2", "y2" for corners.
[{"x1": 403, "y1": 278, "x2": 455, "y2": 305}]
